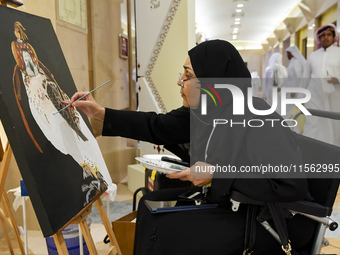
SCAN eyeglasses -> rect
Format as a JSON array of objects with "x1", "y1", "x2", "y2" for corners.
[{"x1": 178, "y1": 73, "x2": 190, "y2": 87}]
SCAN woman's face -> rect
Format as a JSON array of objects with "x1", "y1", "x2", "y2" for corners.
[{"x1": 178, "y1": 56, "x2": 201, "y2": 108}]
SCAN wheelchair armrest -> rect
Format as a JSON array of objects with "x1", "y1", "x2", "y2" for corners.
[
  {"x1": 230, "y1": 191, "x2": 265, "y2": 206},
  {"x1": 281, "y1": 201, "x2": 332, "y2": 217},
  {"x1": 230, "y1": 191, "x2": 332, "y2": 217}
]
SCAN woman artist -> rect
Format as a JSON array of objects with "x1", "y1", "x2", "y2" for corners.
[{"x1": 68, "y1": 40, "x2": 315, "y2": 255}]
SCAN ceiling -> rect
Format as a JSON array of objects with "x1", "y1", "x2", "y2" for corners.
[
  {"x1": 121, "y1": 0, "x2": 302, "y2": 49},
  {"x1": 195, "y1": 0, "x2": 301, "y2": 49}
]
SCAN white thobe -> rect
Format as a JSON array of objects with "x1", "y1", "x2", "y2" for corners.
[
  {"x1": 251, "y1": 72, "x2": 262, "y2": 98},
  {"x1": 303, "y1": 45, "x2": 340, "y2": 146},
  {"x1": 265, "y1": 66, "x2": 287, "y2": 114},
  {"x1": 280, "y1": 57, "x2": 304, "y2": 117}
]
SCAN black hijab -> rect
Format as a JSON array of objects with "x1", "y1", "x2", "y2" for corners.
[
  {"x1": 188, "y1": 40, "x2": 254, "y2": 165},
  {"x1": 189, "y1": 40, "x2": 251, "y2": 118},
  {"x1": 189, "y1": 40, "x2": 250, "y2": 79}
]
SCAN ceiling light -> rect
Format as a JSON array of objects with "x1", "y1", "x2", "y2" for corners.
[
  {"x1": 236, "y1": 9, "x2": 242, "y2": 12},
  {"x1": 235, "y1": 18, "x2": 241, "y2": 21},
  {"x1": 233, "y1": 35, "x2": 238, "y2": 40},
  {"x1": 312, "y1": 24, "x2": 315, "y2": 27},
  {"x1": 237, "y1": 4, "x2": 244, "y2": 8},
  {"x1": 234, "y1": 28, "x2": 239, "y2": 31},
  {"x1": 235, "y1": 21, "x2": 240, "y2": 25}
]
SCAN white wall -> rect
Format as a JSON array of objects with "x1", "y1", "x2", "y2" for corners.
[{"x1": 136, "y1": 0, "x2": 195, "y2": 157}]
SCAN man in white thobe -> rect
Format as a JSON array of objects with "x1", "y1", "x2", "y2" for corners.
[
  {"x1": 280, "y1": 46, "x2": 307, "y2": 118},
  {"x1": 251, "y1": 71, "x2": 263, "y2": 98},
  {"x1": 303, "y1": 24, "x2": 340, "y2": 146},
  {"x1": 265, "y1": 52, "x2": 287, "y2": 114}
]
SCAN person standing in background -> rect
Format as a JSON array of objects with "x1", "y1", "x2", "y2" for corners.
[
  {"x1": 302, "y1": 24, "x2": 340, "y2": 146},
  {"x1": 280, "y1": 45, "x2": 307, "y2": 118},
  {"x1": 264, "y1": 52, "x2": 287, "y2": 114},
  {"x1": 251, "y1": 71, "x2": 263, "y2": 98}
]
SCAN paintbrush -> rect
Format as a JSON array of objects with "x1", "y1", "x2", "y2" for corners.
[{"x1": 53, "y1": 80, "x2": 111, "y2": 115}]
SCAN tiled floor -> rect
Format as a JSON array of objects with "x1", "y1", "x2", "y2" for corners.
[{"x1": 1, "y1": 182, "x2": 340, "y2": 254}]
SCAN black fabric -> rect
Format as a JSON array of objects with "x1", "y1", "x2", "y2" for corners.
[
  {"x1": 244, "y1": 204, "x2": 258, "y2": 253},
  {"x1": 144, "y1": 168, "x2": 191, "y2": 191},
  {"x1": 188, "y1": 40, "x2": 251, "y2": 80},
  {"x1": 133, "y1": 189, "x2": 316, "y2": 255},
  {"x1": 101, "y1": 40, "x2": 313, "y2": 254},
  {"x1": 295, "y1": 134, "x2": 340, "y2": 207},
  {"x1": 188, "y1": 40, "x2": 308, "y2": 204},
  {"x1": 102, "y1": 106, "x2": 190, "y2": 162},
  {"x1": 188, "y1": 40, "x2": 251, "y2": 124},
  {"x1": 132, "y1": 40, "x2": 313, "y2": 255}
]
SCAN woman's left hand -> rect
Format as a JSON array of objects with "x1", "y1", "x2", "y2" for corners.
[{"x1": 166, "y1": 161, "x2": 214, "y2": 187}]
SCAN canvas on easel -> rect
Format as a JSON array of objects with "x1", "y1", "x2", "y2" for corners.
[{"x1": 0, "y1": 5, "x2": 115, "y2": 238}]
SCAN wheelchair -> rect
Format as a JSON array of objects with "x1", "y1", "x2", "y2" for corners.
[
  {"x1": 133, "y1": 109, "x2": 340, "y2": 254},
  {"x1": 131, "y1": 134, "x2": 340, "y2": 255},
  {"x1": 227, "y1": 110, "x2": 340, "y2": 254},
  {"x1": 230, "y1": 133, "x2": 339, "y2": 254}
]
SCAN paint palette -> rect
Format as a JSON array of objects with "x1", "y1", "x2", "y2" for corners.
[{"x1": 135, "y1": 157, "x2": 187, "y2": 174}]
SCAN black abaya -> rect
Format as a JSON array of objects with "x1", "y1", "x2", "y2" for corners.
[{"x1": 102, "y1": 40, "x2": 314, "y2": 254}]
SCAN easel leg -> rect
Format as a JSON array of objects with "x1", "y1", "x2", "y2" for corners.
[
  {"x1": 0, "y1": 134, "x2": 4, "y2": 162},
  {"x1": 2, "y1": 192, "x2": 25, "y2": 255},
  {"x1": 95, "y1": 199, "x2": 122, "y2": 255},
  {"x1": 79, "y1": 218, "x2": 98, "y2": 255},
  {"x1": 0, "y1": 142, "x2": 25, "y2": 255},
  {"x1": 0, "y1": 143, "x2": 12, "y2": 197},
  {"x1": 0, "y1": 216, "x2": 14, "y2": 255},
  {"x1": 23, "y1": 197, "x2": 28, "y2": 255},
  {"x1": 0, "y1": 141, "x2": 13, "y2": 255},
  {"x1": 53, "y1": 231, "x2": 69, "y2": 255},
  {"x1": 79, "y1": 224, "x2": 84, "y2": 255},
  {"x1": 107, "y1": 246, "x2": 118, "y2": 255}
]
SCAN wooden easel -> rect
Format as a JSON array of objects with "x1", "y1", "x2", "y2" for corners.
[
  {"x1": 0, "y1": 3, "x2": 27, "y2": 255},
  {"x1": 0, "y1": 137, "x2": 25, "y2": 255},
  {"x1": 52, "y1": 192, "x2": 122, "y2": 255},
  {"x1": 0, "y1": 135, "x2": 122, "y2": 255},
  {"x1": 0, "y1": 0, "x2": 22, "y2": 8}
]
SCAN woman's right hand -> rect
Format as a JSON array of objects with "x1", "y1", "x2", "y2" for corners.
[{"x1": 65, "y1": 92, "x2": 105, "y2": 121}]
